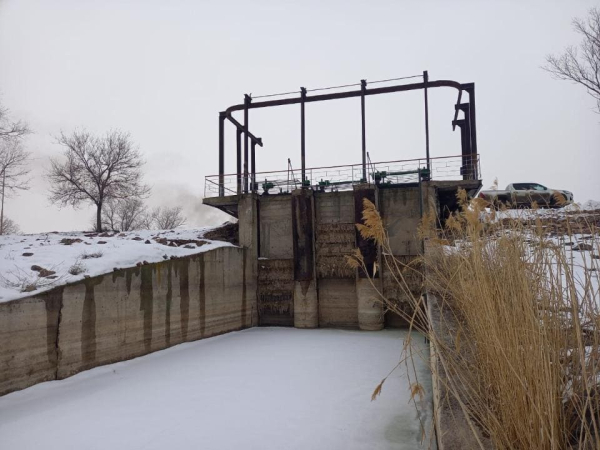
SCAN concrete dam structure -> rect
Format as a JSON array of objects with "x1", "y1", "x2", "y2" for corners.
[
  {"x1": 206, "y1": 178, "x2": 480, "y2": 331},
  {"x1": 0, "y1": 73, "x2": 482, "y2": 398},
  {"x1": 0, "y1": 178, "x2": 478, "y2": 397}
]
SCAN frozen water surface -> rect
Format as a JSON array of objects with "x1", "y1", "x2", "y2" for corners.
[{"x1": 0, "y1": 328, "x2": 433, "y2": 450}]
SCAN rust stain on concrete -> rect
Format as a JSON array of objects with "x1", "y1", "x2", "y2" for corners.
[
  {"x1": 198, "y1": 255, "x2": 206, "y2": 338},
  {"x1": 178, "y1": 259, "x2": 190, "y2": 342},
  {"x1": 140, "y1": 266, "x2": 153, "y2": 353},
  {"x1": 82, "y1": 278, "x2": 102, "y2": 366},
  {"x1": 43, "y1": 287, "x2": 63, "y2": 366},
  {"x1": 165, "y1": 264, "x2": 172, "y2": 347}
]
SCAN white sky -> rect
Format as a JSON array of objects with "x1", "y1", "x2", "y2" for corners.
[{"x1": 1, "y1": 0, "x2": 598, "y2": 233}]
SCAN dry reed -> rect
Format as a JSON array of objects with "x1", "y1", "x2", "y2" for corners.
[{"x1": 349, "y1": 196, "x2": 600, "y2": 449}]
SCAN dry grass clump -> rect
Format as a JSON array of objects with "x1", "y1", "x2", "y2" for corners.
[
  {"x1": 349, "y1": 196, "x2": 600, "y2": 449},
  {"x1": 0, "y1": 266, "x2": 62, "y2": 292}
]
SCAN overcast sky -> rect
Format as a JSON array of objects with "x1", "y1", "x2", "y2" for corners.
[{"x1": 0, "y1": 0, "x2": 598, "y2": 233}]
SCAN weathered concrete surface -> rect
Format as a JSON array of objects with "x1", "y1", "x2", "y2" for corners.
[
  {"x1": 380, "y1": 187, "x2": 423, "y2": 256},
  {"x1": 318, "y1": 278, "x2": 358, "y2": 328},
  {"x1": 314, "y1": 191, "x2": 355, "y2": 280},
  {"x1": 382, "y1": 255, "x2": 423, "y2": 328},
  {"x1": 315, "y1": 222, "x2": 356, "y2": 279},
  {"x1": 315, "y1": 190, "x2": 354, "y2": 223},
  {"x1": 356, "y1": 278, "x2": 384, "y2": 331},
  {"x1": 259, "y1": 195, "x2": 292, "y2": 259},
  {"x1": 238, "y1": 194, "x2": 258, "y2": 254},
  {"x1": 428, "y1": 291, "x2": 492, "y2": 450},
  {"x1": 0, "y1": 290, "x2": 62, "y2": 396},
  {"x1": 291, "y1": 189, "x2": 318, "y2": 328},
  {"x1": 257, "y1": 258, "x2": 294, "y2": 326},
  {"x1": 0, "y1": 246, "x2": 256, "y2": 396},
  {"x1": 293, "y1": 280, "x2": 318, "y2": 328}
]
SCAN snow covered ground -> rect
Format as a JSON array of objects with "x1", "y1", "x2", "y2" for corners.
[
  {"x1": 475, "y1": 203, "x2": 600, "y2": 304},
  {"x1": 0, "y1": 328, "x2": 433, "y2": 450},
  {"x1": 0, "y1": 227, "x2": 234, "y2": 303}
]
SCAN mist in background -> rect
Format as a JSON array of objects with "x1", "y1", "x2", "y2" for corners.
[{"x1": 0, "y1": 0, "x2": 598, "y2": 233}]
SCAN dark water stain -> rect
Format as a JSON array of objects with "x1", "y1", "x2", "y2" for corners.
[
  {"x1": 126, "y1": 267, "x2": 138, "y2": 296},
  {"x1": 198, "y1": 255, "x2": 206, "y2": 338},
  {"x1": 178, "y1": 259, "x2": 190, "y2": 342},
  {"x1": 140, "y1": 265, "x2": 153, "y2": 353},
  {"x1": 82, "y1": 277, "x2": 103, "y2": 367},
  {"x1": 300, "y1": 279, "x2": 311, "y2": 297},
  {"x1": 241, "y1": 249, "x2": 247, "y2": 328},
  {"x1": 111, "y1": 270, "x2": 124, "y2": 284},
  {"x1": 165, "y1": 263, "x2": 172, "y2": 347},
  {"x1": 43, "y1": 287, "x2": 64, "y2": 366}
]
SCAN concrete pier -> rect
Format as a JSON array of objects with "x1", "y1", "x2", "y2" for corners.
[{"x1": 292, "y1": 189, "x2": 318, "y2": 328}]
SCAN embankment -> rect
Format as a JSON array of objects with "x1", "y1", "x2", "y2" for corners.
[{"x1": 0, "y1": 246, "x2": 256, "y2": 396}]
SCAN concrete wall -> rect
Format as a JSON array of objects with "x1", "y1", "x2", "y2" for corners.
[
  {"x1": 314, "y1": 190, "x2": 359, "y2": 328},
  {"x1": 257, "y1": 195, "x2": 295, "y2": 325},
  {"x1": 0, "y1": 246, "x2": 256, "y2": 397},
  {"x1": 253, "y1": 184, "x2": 442, "y2": 330},
  {"x1": 379, "y1": 185, "x2": 438, "y2": 327},
  {"x1": 1, "y1": 182, "x2": 468, "y2": 396}
]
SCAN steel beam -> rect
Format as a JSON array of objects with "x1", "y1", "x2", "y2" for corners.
[
  {"x1": 360, "y1": 80, "x2": 367, "y2": 182},
  {"x1": 462, "y1": 83, "x2": 478, "y2": 159},
  {"x1": 455, "y1": 102, "x2": 472, "y2": 154},
  {"x1": 218, "y1": 112, "x2": 225, "y2": 197},
  {"x1": 251, "y1": 140, "x2": 256, "y2": 192},
  {"x1": 423, "y1": 71, "x2": 430, "y2": 172},
  {"x1": 224, "y1": 80, "x2": 463, "y2": 114},
  {"x1": 236, "y1": 128, "x2": 242, "y2": 195},
  {"x1": 243, "y1": 94, "x2": 251, "y2": 194},
  {"x1": 300, "y1": 87, "x2": 307, "y2": 184},
  {"x1": 224, "y1": 115, "x2": 263, "y2": 146}
]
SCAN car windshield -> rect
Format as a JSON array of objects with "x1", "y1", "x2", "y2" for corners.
[{"x1": 513, "y1": 183, "x2": 547, "y2": 191}]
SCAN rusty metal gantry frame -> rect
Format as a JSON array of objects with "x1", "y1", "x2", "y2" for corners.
[{"x1": 217, "y1": 71, "x2": 478, "y2": 197}]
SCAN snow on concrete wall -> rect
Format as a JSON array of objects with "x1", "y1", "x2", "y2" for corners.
[{"x1": 0, "y1": 246, "x2": 257, "y2": 396}]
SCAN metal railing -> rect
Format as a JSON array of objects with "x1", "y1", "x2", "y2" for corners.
[{"x1": 204, "y1": 154, "x2": 480, "y2": 198}]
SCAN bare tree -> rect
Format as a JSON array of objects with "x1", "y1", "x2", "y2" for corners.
[
  {"x1": 153, "y1": 206, "x2": 186, "y2": 230},
  {"x1": 47, "y1": 130, "x2": 150, "y2": 232},
  {"x1": 0, "y1": 140, "x2": 31, "y2": 234},
  {"x1": 102, "y1": 197, "x2": 147, "y2": 231},
  {"x1": 545, "y1": 7, "x2": 600, "y2": 113},
  {"x1": 0, "y1": 103, "x2": 30, "y2": 142},
  {"x1": 0, "y1": 216, "x2": 20, "y2": 235}
]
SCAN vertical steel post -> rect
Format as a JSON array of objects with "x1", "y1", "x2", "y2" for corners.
[
  {"x1": 464, "y1": 84, "x2": 478, "y2": 179},
  {"x1": 236, "y1": 128, "x2": 242, "y2": 195},
  {"x1": 423, "y1": 70, "x2": 430, "y2": 173},
  {"x1": 251, "y1": 140, "x2": 256, "y2": 192},
  {"x1": 300, "y1": 87, "x2": 307, "y2": 185},
  {"x1": 360, "y1": 79, "x2": 367, "y2": 182},
  {"x1": 461, "y1": 83, "x2": 479, "y2": 180},
  {"x1": 462, "y1": 107, "x2": 472, "y2": 180},
  {"x1": 455, "y1": 103, "x2": 472, "y2": 180},
  {"x1": 243, "y1": 94, "x2": 251, "y2": 194},
  {"x1": 461, "y1": 124, "x2": 470, "y2": 180},
  {"x1": 218, "y1": 112, "x2": 225, "y2": 197}
]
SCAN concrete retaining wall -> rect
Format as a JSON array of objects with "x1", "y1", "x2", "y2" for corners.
[
  {"x1": 0, "y1": 246, "x2": 256, "y2": 397},
  {"x1": 252, "y1": 184, "x2": 440, "y2": 329}
]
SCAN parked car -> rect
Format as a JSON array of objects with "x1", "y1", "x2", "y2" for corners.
[{"x1": 477, "y1": 182, "x2": 574, "y2": 209}]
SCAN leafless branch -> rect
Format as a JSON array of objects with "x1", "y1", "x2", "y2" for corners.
[
  {"x1": 47, "y1": 129, "x2": 150, "y2": 232},
  {"x1": 0, "y1": 139, "x2": 31, "y2": 195},
  {"x1": 102, "y1": 197, "x2": 148, "y2": 231},
  {"x1": 544, "y1": 7, "x2": 600, "y2": 113},
  {"x1": 152, "y1": 206, "x2": 186, "y2": 230},
  {"x1": 0, "y1": 216, "x2": 20, "y2": 235},
  {"x1": 0, "y1": 105, "x2": 30, "y2": 142}
]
